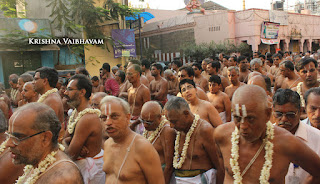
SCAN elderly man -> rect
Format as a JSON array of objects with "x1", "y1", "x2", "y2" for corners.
[
  {"x1": 250, "y1": 58, "x2": 274, "y2": 85},
  {"x1": 8, "y1": 74, "x2": 20, "y2": 108},
  {"x1": 279, "y1": 60, "x2": 302, "y2": 89},
  {"x1": 17, "y1": 73, "x2": 33, "y2": 107},
  {"x1": 141, "y1": 101, "x2": 175, "y2": 183},
  {"x1": 33, "y1": 67, "x2": 64, "y2": 128},
  {"x1": 21, "y1": 82, "x2": 38, "y2": 104},
  {"x1": 101, "y1": 96, "x2": 165, "y2": 183},
  {"x1": 165, "y1": 97, "x2": 222, "y2": 184},
  {"x1": 214, "y1": 85, "x2": 320, "y2": 183},
  {"x1": 6, "y1": 103, "x2": 83, "y2": 183},
  {"x1": 150, "y1": 63, "x2": 168, "y2": 106},
  {"x1": 180, "y1": 79, "x2": 222, "y2": 127},
  {"x1": 63, "y1": 74, "x2": 105, "y2": 184},
  {"x1": 225, "y1": 66, "x2": 245, "y2": 100},
  {"x1": 303, "y1": 87, "x2": 320, "y2": 129},
  {"x1": 91, "y1": 92, "x2": 107, "y2": 109},
  {"x1": 273, "y1": 89, "x2": 320, "y2": 184},
  {"x1": 177, "y1": 66, "x2": 208, "y2": 101}
]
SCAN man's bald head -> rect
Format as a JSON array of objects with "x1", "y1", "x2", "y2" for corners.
[
  {"x1": 92, "y1": 92, "x2": 107, "y2": 109},
  {"x1": 248, "y1": 71, "x2": 262, "y2": 81},
  {"x1": 233, "y1": 85, "x2": 268, "y2": 109},
  {"x1": 248, "y1": 75, "x2": 267, "y2": 91},
  {"x1": 141, "y1": 101, "x2": 162, "y2": 116}
]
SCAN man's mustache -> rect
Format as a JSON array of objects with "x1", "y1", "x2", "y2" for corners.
[{"x1": 278, "y1": 122, "x2": 292, "y2": 126}]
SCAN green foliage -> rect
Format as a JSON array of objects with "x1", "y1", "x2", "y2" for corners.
[{"x1": 180, "y1": 41, "x2": 251, "y2": 61}]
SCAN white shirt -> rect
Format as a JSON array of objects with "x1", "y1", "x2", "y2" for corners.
[{"x1": 285, "y1": 122, "x2": 320, "y2": 184}]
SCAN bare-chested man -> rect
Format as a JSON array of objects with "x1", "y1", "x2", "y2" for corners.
[
  {"x1": 250, "y1": 58, "x2": 274, "y2": 86},
  {"x1": 91, "y1": 76, "x2": 105, "y2": 93},
  {"x1": 21, "y1": 82, "x2": 38, "y2": 104},
  {"x1": 6, "y1": 103, "x2": 83, "y2": 184},
  {"x1": 193, "y1": 62, "x2": 209, "y2": 92},
  {"x1": 63, "y1": 74, "x2": 105, "y2": 184},
  {"x1": 214, "y1": 85, "x2": 320, "y2": 183},
  {"x1": 101, "y1": 96, "x2": 165, "y2": 184},
  {"x1": 279, "y1": 60, "x2": 302, "y2": 89},
  {"x1": 201, "y1": 59, "x2": 210, "y2": 80},
  {"x1": 177, "y1": 66, "x2": 209, "y2": 101},
  {"x1": 150, "y1": 63, "x2": 168, "y2": 106},
  {"x1": 17, "y1": 73, "x2": 33, "y2": 107},
  {"x1": 207, "y1": 75, "x2": 231, "y2": 123},
  {"x1": 127, "y1": 64, "x2": 150, "y2": 134},
  {"x1": 180, "y1": 79, "x2": 222, "y2": 127},
  {"x1": 270, "y1": 53, "x2": 282, "y2": 80},
  {"x1": 33, "y1": 67, "x2": 64, "y2": 139},
  {"x1": 164, "y1": 69, "x2": 179, "y2": 99},
  {"x1": 238, "y1": 56, "x2": 251, "y2": 83},
  {"x1": 171, "y1": 60, "x2": 182, "y2": 76},
  {"x1": 165, "y1": 97, "x2": 223, "y2": 184},
  {"x1": 225, "y1": 66, "x2": 245, "y2": 100},
  {"x1": 141, "y1": 59, "x2": 154, "y2": 83},
  {"x1": 207, "y1": 61, "x2": 230, "y2": 91},
  {"x1": 292, "y1": 58, "x2": 320, "y2": 119},
  {"x1": 8, "y1": 74, "x2": 20, "y2": 108},
  {"x1": 141, "y1": 101, "x2": 175, "y2": 183}
]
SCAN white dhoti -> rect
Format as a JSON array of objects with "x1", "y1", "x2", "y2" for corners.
[
  {"x1": 75, "y1": 149, "x2": 105, "y2": 184},
  {"x1": 219, "y1": 111, "x2": 227, "y2": 123},
  {"x1": 174, "y1": 169, "x2": 217, "y2": 184}
]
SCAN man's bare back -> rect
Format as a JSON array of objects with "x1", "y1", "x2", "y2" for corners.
[
  {"x1": 225, "y1": 83, "x2": 245, "y2": 100},
  {"x1": 189, "y1": 100, "x2": 222, "y2": 127}
]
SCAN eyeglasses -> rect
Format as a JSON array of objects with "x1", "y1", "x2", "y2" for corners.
[
  {"x1": 5, "y1": 131, "x2": 46, "y2": 146},
  {"x1": 273, "y1": 111, "x2": 297, "y2": 119},
  {"x1": 181, "y1": 85, "x2": 194, "y2": 92},
  {"x1": 140, "y1": 118, "x2": 154, "y2": 125}
]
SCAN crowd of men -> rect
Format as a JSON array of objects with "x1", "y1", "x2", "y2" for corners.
[{"x1": 0, "y1": 50, "x2": 320, "y2": 184}]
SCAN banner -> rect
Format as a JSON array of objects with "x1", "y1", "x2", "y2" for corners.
[
  {"x1": 111, "y1": 29, "x2": 136, "y2": 58},
  {"x1": 261, "y1": 22, "x2": 280, "y2": 45}
]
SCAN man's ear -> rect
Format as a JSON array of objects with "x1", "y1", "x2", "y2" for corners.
[
  {"x1": 80, "y1": 89, "x2": 86, "y2": 97},
  {"x1": 183, "y1": 110, "x2": 189, "y2": 116},
  {"x1": 42, "y1": 131, "x2": 53, "y2": 147}
]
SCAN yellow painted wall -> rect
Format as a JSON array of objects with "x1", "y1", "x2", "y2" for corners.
[{"x1": 85, "y1": 0, "x2": 125, "y2": 77}]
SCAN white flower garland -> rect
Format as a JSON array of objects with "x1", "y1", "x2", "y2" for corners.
[
  {"x1": 37, "y1": 88, "x2": 58, "y2": 103},
  {"x1": 15, "y1": 150, "x2": 58, "y2": 184},
  {"x1": 67, "y1": 108, "x2": 101, "y2": 134},
  {"x1": 230, "y1": 121, "x2": 274, "y2": 184},
  {"x1": 10, "y1": 88, "x2": 19, "y2": 101},
  {"x1": 0, "y1": 138, "x2": 9, "y2": 155},
  {"x1": 297, "y1": 82, "x2": 305, "y2": 107},
  {"x1": 173, "y1": 114, "x2": 200, "y2": 169},
  {"x1": 143, "y1": 116, "x2": 168, "y2": 143}
]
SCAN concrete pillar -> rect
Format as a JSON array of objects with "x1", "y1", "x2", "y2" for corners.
[
  {"x1": 299, "y1": 39, "x2": 305, "y2": 52},
  {"x1": 284, "y1": 39, "x2": 290, "y2": 51},
  {"x1": 307, "y1": 39, "x2": 312, "y2": 51}
]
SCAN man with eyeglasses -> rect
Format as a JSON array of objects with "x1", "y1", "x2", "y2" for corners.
[
  {"x1": 63, "y1": 74, "x2": 105, "y2": 184},
  {"x1": 165, "y1": 96, "x2": 222, "y2": 184},
  {"x1": 273, "y1": 89, "x2": 320, "y2": 184},
  {"x1": 140, "y1": 101, "x2": 175, "y2": 183},
  {"x1": 177, "y1": 66, "x2": 209, "y2": 101},
  {"x1": 238, "y1": 56, "x2": 251, "y2": 83},
  {"x1": 179, "y1": 79, "x2": 222, "y2": 128},
  {"x1": 101, "y1": 96, "x2": 165, "y2": 184},
  {"x1": 5, "y1": 103, "x2": 83, "y2": 183},
  {"x1": 214, "y1": 85, "x2": 320, "y2": 184},
  {"x1": 127, "y1": 64, "x2": 150, "y2": 134}
]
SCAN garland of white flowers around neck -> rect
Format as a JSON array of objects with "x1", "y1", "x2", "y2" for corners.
[
  {"x1": 11, "y1": 88, "x2": 19, "y2": 101},
  {"x1": 173, "y1": 114, "x2": 200, "y2": 169},
  {"x1": 230, "y1": 121, "x2": 274, "y2": 184},
  {"x1": 143, "y1": 116, "x2": 168, "y2": 143},
  {"x1": 0, "y1": 138, "x2": 9, "y2": 155},
  {"x1": 15, "y1": 145, "x2": 65, "y2": 184},
  {"x1": 67, "y1": 108, "x2": 101, "y2": 134},
  {"x1": 37, "y1": 88, "x2": 58, "y2": 103}
]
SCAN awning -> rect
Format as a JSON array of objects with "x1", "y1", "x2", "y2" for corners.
[{"x1": 125, "y1": 12, "x2": 155, "y2": 23}]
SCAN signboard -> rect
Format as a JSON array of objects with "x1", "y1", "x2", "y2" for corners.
[
  {"x1": 111, "y1": 29, "x2": 136, "y2": 58},
  {"x1": 261, "y1": 22, "x2": 280, "y2": 45}
]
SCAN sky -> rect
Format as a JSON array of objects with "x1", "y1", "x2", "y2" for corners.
[{"x1": 130, "y1": 0, "x2": 299, "y2": 11}]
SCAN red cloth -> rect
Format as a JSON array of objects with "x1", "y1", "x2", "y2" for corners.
[{"x1": 104, "y1": 78, "x2": 120, "y2": 96}]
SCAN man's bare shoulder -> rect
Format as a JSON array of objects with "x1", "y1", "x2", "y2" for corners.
[
  {"x1": 199, "y1": 120, "x2": 215, "y2": 133},
  {"x1": 46, "y1": 161, "x2": 83, "y2": 184},
  {"x1": 162, "y1": 125, "x2": 176, "y2": 137},
  {"x1": 160, "y1": 77, "x2": 168, "y2": 84},
  {"x1": 214, "y1": 122, "x2": 235, "y2": 142},
  {"x1": 141, "y1": 84, "x2": 150, "y2": 92},
  {"x1": 78, "y1": 112, "x2": 100, "y2": 125},
  {"x1": 43, "y1": 93, "x2": 62, "y2": 104}
]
